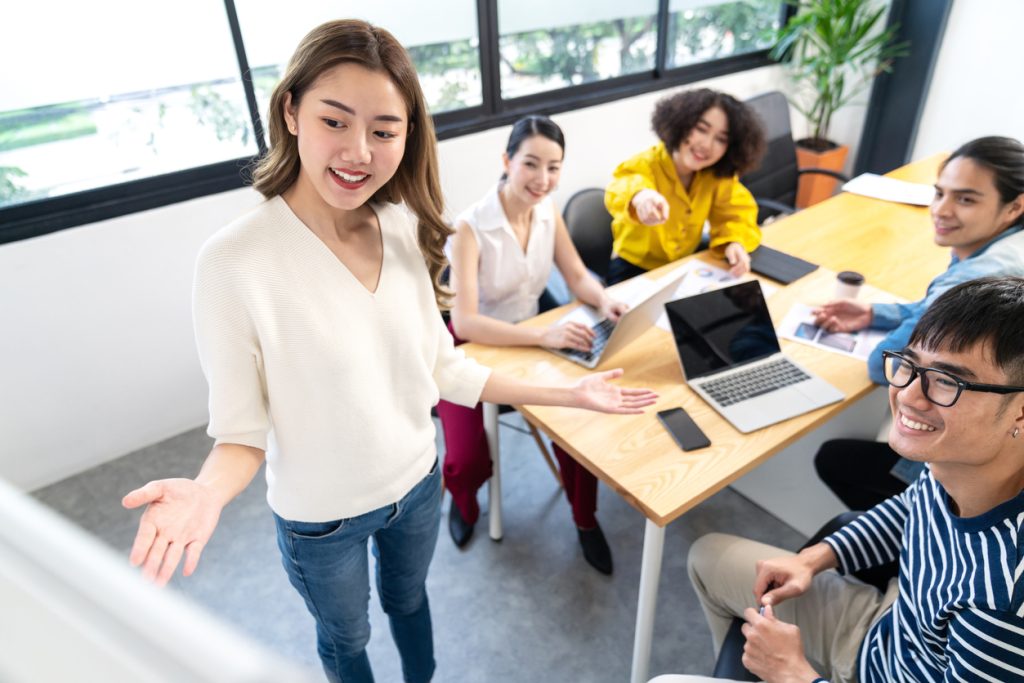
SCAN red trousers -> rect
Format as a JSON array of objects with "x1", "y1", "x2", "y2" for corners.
[{"x1": 437, "y1": 325, "x2": 598, "y2": 528}]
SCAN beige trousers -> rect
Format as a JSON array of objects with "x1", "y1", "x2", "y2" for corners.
[{"x1": 660, "y1": 533, "x2": 898, "y2": 683}]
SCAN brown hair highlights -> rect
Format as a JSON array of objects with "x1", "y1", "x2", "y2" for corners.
[
  {"x1": 251, "y1": 19, "x2": 452, "y2": 307},
  {"x1": 651, "y1": 88, "x2": 765, "y2": 178}
]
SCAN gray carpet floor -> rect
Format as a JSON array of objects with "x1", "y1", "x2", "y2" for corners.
[{"x1": 33, "y1": 414, "x2": 804, "y2": 682}]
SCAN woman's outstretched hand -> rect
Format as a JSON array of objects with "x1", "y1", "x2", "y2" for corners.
[
  {"x1": 122, "y1": 478, "x2": 224, "y2": 587},
  {"x1": 571, "y1": 368, "x2": 658, "y2": 414}
]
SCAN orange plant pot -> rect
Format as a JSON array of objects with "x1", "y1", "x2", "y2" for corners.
[{"x1": 795, "y1": 143, "x2": 849, "y2": 209}]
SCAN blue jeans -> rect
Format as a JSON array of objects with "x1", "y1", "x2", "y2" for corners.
[{"x1": 274, "y1": 461, "x2": 442, "y2": 683}]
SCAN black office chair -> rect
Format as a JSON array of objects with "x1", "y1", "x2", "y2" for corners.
[
  {"x1": 741, "y1": 91, "x2": 850, "y2": 225},
  {"x1": 562, "y1": 187, "x2": 614, "y2": 283},
  {"x1": 712, "y1": 511, "x2": 898, "y2": 680}
]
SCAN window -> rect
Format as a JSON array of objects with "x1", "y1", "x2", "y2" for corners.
[
  {"x1": 2, "y1": 0, "x2": 787, "y2": 243},
  {"x1": 497, "y1": 1, "x2": 659, "y2": 100},
  {"x1": 234, "y1": 0, "x2": 482, "y2": 144},
  {"x1": 0, "y1": 0, "x2": 256, "y2": 212},
  {"x1": 667, "y1": 0, "x2": 782, "y2": 69}
]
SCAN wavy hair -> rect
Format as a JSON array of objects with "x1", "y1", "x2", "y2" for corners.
[
  {"x1": 251, "y1": 20, "x2": 452, "y2": 307},
  {"x1": 651, "y1": 88, "x2": 765, "y2": 178}
]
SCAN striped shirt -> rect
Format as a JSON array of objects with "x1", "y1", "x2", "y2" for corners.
[{"x1": 824, "y1": 468, "x2": 1024, "y2": 682}]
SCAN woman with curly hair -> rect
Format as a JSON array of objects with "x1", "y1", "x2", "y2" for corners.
[{"x1": 604, "y1": 88, "x2": 766, "y2": 284}]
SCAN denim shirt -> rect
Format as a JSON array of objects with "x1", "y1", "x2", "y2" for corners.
[{"x1": 867, "y1": 225, "x2": 1024, "y2": 384}]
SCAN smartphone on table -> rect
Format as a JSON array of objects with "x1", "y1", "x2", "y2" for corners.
[{"x1": 657, "y1": 407, "x2": 711, "y2": 451}]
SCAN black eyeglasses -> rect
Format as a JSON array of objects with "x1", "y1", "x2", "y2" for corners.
[{"x1": 881, "y1": 350, "x2": 1024, "y2": 407}]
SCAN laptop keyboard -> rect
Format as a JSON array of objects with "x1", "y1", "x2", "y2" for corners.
[
  {"x1": 701, "y1": 358, "x2": 810, "y2": 407},
  {"x1": 560, "y1": 318, "x2": 615, "y2": 363}
]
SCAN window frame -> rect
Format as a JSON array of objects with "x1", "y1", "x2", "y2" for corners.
[{"x1": 0, "y1": 0, "x2": 792, "y2": 244}]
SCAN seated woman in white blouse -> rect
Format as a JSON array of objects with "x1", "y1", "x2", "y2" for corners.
[{"x1": 438, "y1": 115, "x2": 626, "y2": 574}]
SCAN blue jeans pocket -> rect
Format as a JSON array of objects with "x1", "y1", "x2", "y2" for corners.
[{"x1": 285, "y1": 517, "x2": 349, "y2": 540}]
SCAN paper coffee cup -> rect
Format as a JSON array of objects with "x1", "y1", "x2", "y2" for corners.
[{"x1": 835, "y1": 271, "x2": 865, "y2": 299}]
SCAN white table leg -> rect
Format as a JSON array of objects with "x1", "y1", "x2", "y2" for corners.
[
  {"x1": 483, "y1": 402, "x2": 502, "y2": 541},
  {"x1": 630, "y1": 519, "x2": 666, "y2": 683}
]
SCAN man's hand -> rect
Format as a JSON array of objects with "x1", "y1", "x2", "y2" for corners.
[
  {"x1": 741, "y1": 605, "x2": 822, "y2": 683},
  {"x1": 753, "y1": 554, "x2": 815, "y2": 607},
  {"x1": 811, "y1": 299, "x2": 873, "y2": 333},
  {"x1": 754, "y1": 543, "x2": 837, "y2": 607}
]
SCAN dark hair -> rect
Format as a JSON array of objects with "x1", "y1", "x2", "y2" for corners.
[
  {"x1": 941, "y1": 136, "x2": 1024, "y2": 206},
  {"x1": 506, "y1": 115, "x2": 565, "y2": 157},
  {"x1": 651, "y1": 88, "x2": 765, "y2": 177},
  {"x1": 251, "y1": 20, "x2": 452, "y2": 307},
  {"x1": 909, "y1": 276, "x2": 1024, "y2": 384},
  {"x1": 500, "y1": 115, "x2": 565, "y2": 181}
]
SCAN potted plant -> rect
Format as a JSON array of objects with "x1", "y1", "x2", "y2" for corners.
[{"x1": 770, "y1": 0, "x2": 907, "y2": 207}]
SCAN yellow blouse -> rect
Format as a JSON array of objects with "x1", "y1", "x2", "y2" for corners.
[{"x1": 604, "y1": 143, "x2": 760, "y2": 271}]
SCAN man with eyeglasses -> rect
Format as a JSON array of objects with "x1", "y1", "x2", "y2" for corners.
[{"x1": 655, "y1": 277, "x2": 1024, "y2": 683}]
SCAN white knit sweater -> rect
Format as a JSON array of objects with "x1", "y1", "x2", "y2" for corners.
[{"x1": 193, "y1": 196, "x2": 491, "y2": 521}]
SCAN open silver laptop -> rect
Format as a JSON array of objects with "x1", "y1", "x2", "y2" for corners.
[
  {"x1": 550, "y1": 270, "x2": 687, "y2": 369},
  {"x1": 664, "y1": 280, "x2": 843, "y2": 433}
]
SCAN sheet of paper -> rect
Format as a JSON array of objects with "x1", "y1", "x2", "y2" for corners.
[
  {"x1": 652, "y1": 261, "x2": 777, "y2": 331},
  {"x1": 842, "y1": 173, "x2": 934, "y2": 206},
  {"x1": 778, "y1": 302, "x2": 887, "y2": 361}
]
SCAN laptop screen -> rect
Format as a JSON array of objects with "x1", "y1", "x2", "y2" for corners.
[{"x1": 664, "y1": 280, "x2": 781, "y2": 380}]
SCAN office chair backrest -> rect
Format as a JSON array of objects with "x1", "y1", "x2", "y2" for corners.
[
  {"x1": 562, "y1": 187, "x2": 614, "y2": 281},
  {"x1": 741, "y1": 91, "x2": 800, "y2": 223}
]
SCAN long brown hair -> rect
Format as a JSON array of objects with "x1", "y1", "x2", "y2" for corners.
[{"x1": 251, "y1": 20, "x2": 452, "y2": 307}]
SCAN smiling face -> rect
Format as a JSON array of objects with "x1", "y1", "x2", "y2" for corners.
[
  {"x1": 931, "y1": 157, "x2": 1024, "y2": 260},
  {"x1": 888, "y1": 343, "x2": 1023, "y2": 470},
  {"x1": 672, "y1": 106, "x2": 729, "y2": 176},
  {"x1": 282, "y1": 62, "x2": 408, "y2": 214},
  {"x1": 502, "y1": 134, "x2": 563, "y2": 206}
]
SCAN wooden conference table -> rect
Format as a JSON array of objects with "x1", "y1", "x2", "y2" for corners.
[{"x1": 460, "y1": 154, "x2": 948, "y2": 683}]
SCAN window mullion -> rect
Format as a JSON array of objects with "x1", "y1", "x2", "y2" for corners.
[
  {"x1": 223, "y1": 0, "x2": 267, "y2": 156},
  {"x1": 476, "y1": 0, "x2": 502, "y2": 116},
  {"x1": 655, "y1": 0, "x2": 671, "y2": 77}
]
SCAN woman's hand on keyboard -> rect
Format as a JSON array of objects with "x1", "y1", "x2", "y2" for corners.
[
  {"x1": 541, "y1": 321, "x2": 595, "y2": 351},
  {"x1": 570, "y1": 368, "x2": 658, "y2": 414},
  {"x1": 598, "y1": 297, "x2": 629, "y2": 323}
]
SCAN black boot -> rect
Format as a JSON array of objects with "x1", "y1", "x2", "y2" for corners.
[
  {"x1": 448, "y1": 502, "x2": 474, "y2": 548},
  {"x1": 577, "y1": 524, "x2": 613, "y2": 575}
]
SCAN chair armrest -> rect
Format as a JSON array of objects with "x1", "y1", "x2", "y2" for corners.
[
  {"x1": 712, "y1": 618, "x2": 759, "y2": 680},
  {"x1": 796, "y1": 167, "x2": 850, "y2": 183},
  {"x1": 753, "y1": 197, "x2": 796, "y2": 216}
]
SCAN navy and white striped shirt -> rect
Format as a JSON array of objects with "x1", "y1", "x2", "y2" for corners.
[{"x1": 824, "y1": 468, "x2": 1024, "y2": 682}]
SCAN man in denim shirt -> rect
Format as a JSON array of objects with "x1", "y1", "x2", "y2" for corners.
[{"x1": 813, "y1": 136, "x2": 1024, "y2": 511}]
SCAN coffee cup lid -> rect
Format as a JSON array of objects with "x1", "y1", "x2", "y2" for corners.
[{"x1": 837, "y1": 271, "x2": 865, "y2": 285}]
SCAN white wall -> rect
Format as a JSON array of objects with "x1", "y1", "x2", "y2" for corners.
[
  {"x1": 5, "y1": 63, "x2": 865, "y2": 491},
  {"x1": 912, "y1": 0, "x2": 1024, "y2": 159},
  {"x1": 0, "y1": 191, "x2": 263, "y2": 490}
]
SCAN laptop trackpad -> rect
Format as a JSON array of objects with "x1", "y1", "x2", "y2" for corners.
[{"x1": 722, "y1": 383, "x2": 818, "y2": 433}]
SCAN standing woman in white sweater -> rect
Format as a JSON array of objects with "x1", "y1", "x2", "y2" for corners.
[{"x1": 120, "y1": 20, "x2": 655, "y2": 683}]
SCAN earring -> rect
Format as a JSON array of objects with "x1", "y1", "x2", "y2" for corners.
[{"x1": 1013, "y1": 428, "x2": 1020, "y2": 439}]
